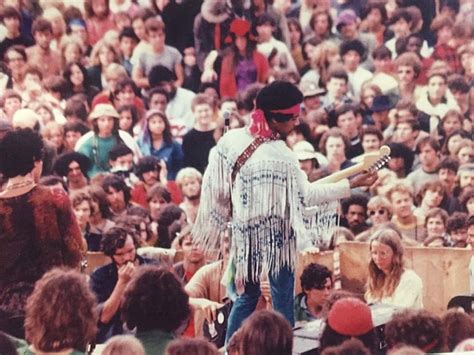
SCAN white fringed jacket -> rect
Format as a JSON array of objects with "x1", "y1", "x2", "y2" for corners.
[{"x1": 193, "y1": 128, "x2": 351, "y2": 283}]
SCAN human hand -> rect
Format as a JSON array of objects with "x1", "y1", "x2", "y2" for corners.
[
  {"x1": 159, "y1": 160, "x2": 168, "y2": 185},
  {"x1": 193, "y1": 298, "x2": 223, "y2": 323},
  {"x1": 117, "y1": 261, "x2": 135, "y2": 284},
  {"x1": 349, "y1": 170, "x2": 378, "y2": 189},
  {"x1": 201, "y1": 69, "x2": 218, "y2": 83}
]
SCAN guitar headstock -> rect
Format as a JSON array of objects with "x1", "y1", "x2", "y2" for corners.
[{"x1": 360, "y1": 145, "x2": 391, "y2": 173}]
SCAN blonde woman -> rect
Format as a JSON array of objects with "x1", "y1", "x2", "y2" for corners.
[
  {"x1": 43, "y1": 7, "x2": 66, "y2": 50},
  {"x1": 365, "y1": 229, "x2": 423, "y2": 309},
  {"x1": 301, "y1": 41, "x2": 340, "y2": 88},
  {"x1": 60, "y1": 36, "x2": 85, "y2": 67},
  {"x1": 87, "y1": 39, "x2": 120, "y2": 90}
]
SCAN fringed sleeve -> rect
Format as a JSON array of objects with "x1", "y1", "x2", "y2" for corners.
[
  {"x1": 289, "y1": 163, "x2": 351, "y2": 250},
  {"x1": 192, "y1": 143, "x2": 235, "y2": 254}
]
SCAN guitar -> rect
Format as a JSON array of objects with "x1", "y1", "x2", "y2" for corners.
[{"x1": 316, "y1": 145, "x2": 391, "y2": 184}]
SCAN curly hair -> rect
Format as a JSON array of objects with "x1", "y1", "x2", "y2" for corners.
[
  {"x1": 385, "y1": 181, "x2": 414, "y2": 202},
  {"x1": 102, "y1": 174, "x2": 131, "y2": 204},
  {"x1": 24, "y1": 268, "x2": 98, "y2": 352},
  {"x1": 0, "y1": 128, "x2": 44, "y2": 178},
  {"x1": 321, "y1": 338, "x2": 370, "y2": 355},
  {"x1": 101, "y1": 226, "x2": 139, "y2": 256},
  {"x1": 175, "y1": 167, "x2": 202, "y2": 190},
  {"x1": 135, "y1": 155, "x2": 160, "y2": 181},
  {"x1": 53, "y1": 152, "x2": 91, "y2": 177},
  {"x1": 300, "y1": 263, "x2": 332, "y2": 292},
  {"x1": 102, "y1": 335, "x2": 145, "y2": 355},
  {"x1": 70, "y1": 190, "x2": 95, "y2": 214},
  {"x1": 239, "y1": 310, "x2": 293, "y2": 355},
  {"x1": 385, "y1": 309, "x2": 445, "y2": 352},
  {"x1": 442, "y1": 309, "x2": 474, "y2": 351},
  {"x1": 341, "y1": 194, "x2": 369, "y2": 215},
  {"x1": 365, "y1": 229, "x2": 405, "y2": 302},
  {"x1": 165, "y1": 338, "x2": 220, "y2": 355},
  {"x1": 446, "y1": 212, "x2": 468, "y2": 233},
  {"x1": 121, "y1": 265, "x2": 190, "y2": 332}
]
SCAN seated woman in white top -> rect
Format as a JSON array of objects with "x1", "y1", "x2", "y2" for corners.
[{"x1": 365, "y1": 229, "x2": 423, "y2": 309}]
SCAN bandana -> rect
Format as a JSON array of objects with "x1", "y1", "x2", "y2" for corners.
[{"x1": 248, "y1": 104, "x2": 301, "y2": 138}]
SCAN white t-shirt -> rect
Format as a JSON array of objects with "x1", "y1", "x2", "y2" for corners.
[
  {"x1": 138, "y1": 45, "x2": 182, "y2": 76},
  {"x1": 347, "y1": 66, "x2": 373, "y2": 99},
  {"x1": 257, "y1": 37, "x2": 297, "y2": 73}
]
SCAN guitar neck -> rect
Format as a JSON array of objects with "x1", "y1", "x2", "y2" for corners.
[{"x1": 316, "y1": 163, "x2": 364, "y2": 184}]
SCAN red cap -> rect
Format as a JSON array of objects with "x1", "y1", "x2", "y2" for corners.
[
  {"x1": 229, "y1": 18, "x2": 251, "y2": 37},
  {"x1": 328, "y1": 298, "x2": 374, "y2": 336}
]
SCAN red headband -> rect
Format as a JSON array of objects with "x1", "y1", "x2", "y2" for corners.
[
  {"x1": 248, "y1": 104, "x2": 301, "y2": 138},
  {"x1": 270, "y1": 104, "x2": 301, "y2": 115}
]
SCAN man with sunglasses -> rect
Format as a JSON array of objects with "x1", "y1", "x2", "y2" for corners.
[{"x1": 367, "y1": 196, "x2": 392, "y2": 226}]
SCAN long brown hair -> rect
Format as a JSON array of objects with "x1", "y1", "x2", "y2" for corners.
[
  {"x1": 366, "y1": 229, "x2": 405, "y2": 301},
  {"x1": 24, "y1": 268, "x2": 98, "y2": 352}
]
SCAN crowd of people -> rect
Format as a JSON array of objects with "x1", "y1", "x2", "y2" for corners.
[{"x1": 0, "y1": 0, "x2": 473, "y2": 353}]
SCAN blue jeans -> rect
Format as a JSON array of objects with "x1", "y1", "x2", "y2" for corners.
[{"x1": 225, "y1": 266, "x2": 295, "y2": 344}]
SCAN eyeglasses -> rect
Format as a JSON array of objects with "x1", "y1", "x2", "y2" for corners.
[{"x1": 368, "y1": 209, "x2": 386, "y2": 216}]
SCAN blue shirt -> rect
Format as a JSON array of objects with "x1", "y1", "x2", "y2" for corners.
[
  {"x1": 150, "y1": 140, "x2": 184, "y2": 180},
  {"x1": 90, "y1": 256, "x2": 155, "y2": 343}
]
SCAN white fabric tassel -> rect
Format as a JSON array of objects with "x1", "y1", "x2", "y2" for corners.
[{"x1": 192, "y1": 128, "x2": 341, "y2": 284}]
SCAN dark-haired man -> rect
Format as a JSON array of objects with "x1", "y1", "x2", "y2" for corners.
[
  {"x1": 341, "y1": 194, "x2": 370, "y2": 235},
  {"x1": 130, "y1": 155, "x2": 181, "y2": 207},
  {"x1": 192, "y1": 80, "x2": 377, "y2": 343},
  {"x1": 334, "y1": 104, "x2": 363, "y2": 159},
  {"x1": 406, "y1": 137, "x2": 441, "y2": 193},
  {"x1": 148, "y1": 65, "x2": 195, "y2": 133},
  {"x1": 118, "y1": 26, "x2": 139, "y2": 75},
  {"x1": 321, "y1": 67, "x2": 352, "y2": 109},
  {"x1": 294, "y1": 263, "x2": 333, "y2": 323},
  {"x1": 53, "y1": 152, "x2": 90, "y2": 191},
  {"x1": 340, "y1": 39, "x2": 373, "y2": 98},
  {"x1": 102, "y1": 174, "x2": 133, "y2": 219},
  {"x1": 26, "y1": 17, "x2": 61, "y2": 79},
  {"x1": 90, "y1": 227, "x2": 155, "y2": 342},
  {"x1": 0, "y1": 6, "x2": 34, "y2": 60},
  {"x1": 109, "y1": 144, "x2": 137, "y2": 187}
]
